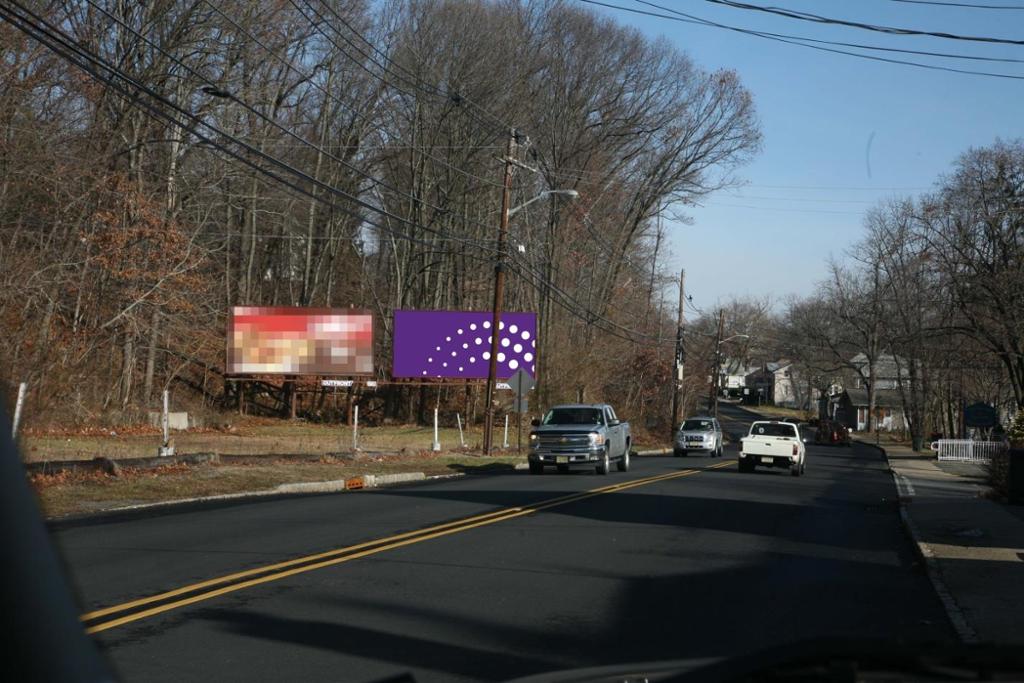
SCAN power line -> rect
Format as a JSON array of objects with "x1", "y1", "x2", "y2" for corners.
[
  {"x1": 290, "y1": 0, "x2": 513, "y2": 138},
  {"x1": 704, "y1": 0, "x2": 1024, "y2": 45},
  {"x1": 0, "y1": 0, "x2": 498, "y2": 257},
  {"x1": 82, "y1": 0, "x2": 511, "y2": 248},
  {"x1": 198, "y1": 0, "x2": 505, "y2": 190},
  {"x1": 888, "y1": 0, "x2": 1024, "y2": 8},
  {"x1": 301, "y1": 0, "x2": 514, "y2": 135},
  {"x1": 573, "y1": 0, "x2": 1024, "y2": 80}
]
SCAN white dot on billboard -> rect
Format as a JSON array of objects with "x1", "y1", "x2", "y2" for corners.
[
  {"x1": 470, "y1": 357, "x2": 476, "y2": 363},
  {"x1": 497, "y1": 352, "x2": 505, "y2": 362},
  {"x1": 483, "y1": 321, "x2": 490, "y2": 329},
  {"x1": 422, "y1": 371, "x2": 427, "y2": 375},
  {"x1": 470, "y1": 323, "x2": 477, "y2": 330},
  {"x1": 475, "y1": 337, "x2": 482, "y2": 345},
  {"x1": 499, "y1": 322, "x2": 505, "y2": 329},
  {"x1": 501, "y1": 338, "x2": 510, "y2": 348},
  {"x1": 443, "y1": 362, "x2": 448, "y2": 367},
  {"x1": 451, "y1": 351, "x2": 457, "y2": 357},
  {"x1": 524, "y1": 352, "x2": 533, "y2": 362},
  {"x1": 445, "y1": 337, "x2": 451, "y2": 342},
  {"x1": 436, "y1": 346, "x2": 441, "y2": 351},
  {"x1": 428, "y1": 357, "x2": 433, "y2": 363},
  {"x1": 459, "y1": 367, "x2": 464, "y2": 372},
  {"x1": 462, "y1": 343, "x2": 468, "y2": 349},
  {"x1": 509, "y1": 359, "x2": 518, "y2": 369},
  {"x1": 457, "y1": 329, "x2": 463, "y2": 335},
  {"x1": 514, "y1": 343, "x2": 522, "y2": 353},
  {"x1": 509, "y1": 325, "x2": 518, "y2": 334},
  {"x1": 531, "y1": 365, "x2": 535, "y2": 372},
  {"x1": 483, "y1": 352, "x2": 490, "y2": 360}
]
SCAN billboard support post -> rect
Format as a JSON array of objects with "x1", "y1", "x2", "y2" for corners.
[
  {"x1": 432, "y1": 408, "x2": 441, "y2": 452},
  {"x1": 353, "y1": 405, "x2": 359, "y2": 450},
  {"x1": 456, "y1": 414, "x2": 465, "y2": 448},
  {"x1": 503, "y1": 414, "x2": 509, "y2": 449}
]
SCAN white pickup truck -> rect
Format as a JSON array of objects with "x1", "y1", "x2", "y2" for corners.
[{"x1": 738, "y1": 420, "x2": 807, "y2": 476}]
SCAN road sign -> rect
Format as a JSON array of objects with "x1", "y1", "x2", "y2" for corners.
[
  {"x1": 322, "y1": 379, "x2": 353, "y2": 387},
  {"x1": 514, "y1": 398, "x2": 528, "y2": 413},
  {"x1": 496, "y1": 382, "x2": 512, "y2": 390},
  {"x1": 964, "y1": 402, "x2": 998, "y2": 428},
  {"x1": 507, "y1": 369, "x2": 535, "y2": 396}
]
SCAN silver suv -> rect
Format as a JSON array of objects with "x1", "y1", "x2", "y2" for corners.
[{"x1": 674, "y1": 416, "x2": 723, "y2": 457}]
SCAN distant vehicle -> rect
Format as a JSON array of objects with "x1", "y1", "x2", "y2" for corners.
[
  {"x1": 528, "y1": 404, "x2": 630, "y2": 475},
  {"x1": 674, "y1": 416, "x2": 723, "y2": 457},
  {"x1": 739, "y1": 420, "x2": 807, "y2": 476},
  {"x1": 816, "y1": 419, "x2": 851, "y2": 446}
]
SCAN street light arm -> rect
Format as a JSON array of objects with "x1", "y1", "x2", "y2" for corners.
[{"x1": 507, "y1": 189, "x2": 578, "y2": 217}]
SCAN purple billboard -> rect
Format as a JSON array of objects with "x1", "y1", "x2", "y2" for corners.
[{"x1": 393, "y1": 310, "x2": 537, "y2": 379}]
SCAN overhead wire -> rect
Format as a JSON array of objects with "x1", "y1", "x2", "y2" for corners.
[
  {"x1": 198, "y1": 0, "x2": 505, "y2": 190},
  {"x1": 571, "y1": 0, "x2": 1024, "y2": 80},
  {"x1": 82, "y1": 0, "x2": 513, "y2": 249},
  {"x1": 0, "y1": 0, "x2": 497, "y2": 257},
  {"x1": 704, "y1": 0, "x2": 1024, "y2": 45}
]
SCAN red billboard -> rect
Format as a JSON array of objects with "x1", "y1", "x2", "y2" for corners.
[{"x1": 227, "y1": 307, "x2": 373, "y2": 376}]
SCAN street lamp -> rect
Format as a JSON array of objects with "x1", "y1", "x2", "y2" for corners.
[
  {"x1": 483, "y1": 179, "x2": 579, "y2": 455},
  {"x1": 713, "y1": 333, "x2": 750, "y2": 419}
]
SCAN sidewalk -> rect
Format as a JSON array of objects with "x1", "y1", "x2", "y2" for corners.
[{"x1": 880, "y1": 441, "x2": 1024, "y2": 644}]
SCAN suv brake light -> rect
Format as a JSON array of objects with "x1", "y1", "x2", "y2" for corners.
[{"x1": 792, "y1": 444, "x2": 798, "y2": 456}]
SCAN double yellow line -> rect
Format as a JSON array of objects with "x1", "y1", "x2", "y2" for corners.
[{"x1": 83, "y1": 460, "x2": 733, "y2": 634}]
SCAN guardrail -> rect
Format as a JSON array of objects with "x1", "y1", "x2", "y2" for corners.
[{"x1": 931, "y1": 438, "x2": 1007, "y2": 463}]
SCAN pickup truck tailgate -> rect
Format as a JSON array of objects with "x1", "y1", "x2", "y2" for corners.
[{"x1": 741, "y1": 436, "x2": 798, "y2": 457}]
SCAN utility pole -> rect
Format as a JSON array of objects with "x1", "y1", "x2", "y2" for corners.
[
  {"x1": 711, "y1": 309, "x2": 724, "y2": 418},
  {"x1": 670, "y1": 269, "x2": 685, "y2": 438},
  {"x1": 483, "y1": 129, "x2": 517, "y2": 455}
]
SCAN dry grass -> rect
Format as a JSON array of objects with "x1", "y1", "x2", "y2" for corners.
[
  {"x1": 20, "y1": 420, "x2": 498, "y2": 462},
  {"x1": 31, "y1": 452, "x2": 526, "y2": 518},
  {"x1": 748, "y1": 405, "x2": 814, "y2": 420},
  {"x1": 21, "y1": 415, "x2": 667, "y2": 462}
]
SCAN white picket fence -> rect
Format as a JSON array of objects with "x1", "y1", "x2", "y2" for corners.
[{"x1": 932, "y1": 438, "x2": 1007, "y2": 463}]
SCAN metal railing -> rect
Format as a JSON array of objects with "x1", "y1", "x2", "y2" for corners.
[{"x1": 932, "y1": 439, "x2": 1007, "y2": 463}]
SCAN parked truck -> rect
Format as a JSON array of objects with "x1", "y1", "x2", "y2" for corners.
[{"x1": 528, "y1": 403, "x2": 630, "y2": 475}]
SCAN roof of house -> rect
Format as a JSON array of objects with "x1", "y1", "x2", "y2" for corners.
[{"x1": 844, "y1": 388, "x2": 904, "y2": 408}]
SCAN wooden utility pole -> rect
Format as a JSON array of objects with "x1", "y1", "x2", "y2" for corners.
[
  {"x1": 483, "y1": 129, "x2": 517, "y2": 455},
  {"x1": 711, "y1": 309, "x2": 724, "y2": 418},
  {"x1": 670, "y1": 269, "x2": 685, "y2": 437}
]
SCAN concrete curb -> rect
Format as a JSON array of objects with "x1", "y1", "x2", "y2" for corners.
[
  {"x1": 47, "y1": 470, "x2": 467, "y2": 522},
  {"x1": 873, "y1": 442, "x2": 979, "y2": 644}
]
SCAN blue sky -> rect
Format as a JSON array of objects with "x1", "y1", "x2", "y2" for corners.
[{"x1": 581, "y1": 0, "x2": 1023, "y2": 313}]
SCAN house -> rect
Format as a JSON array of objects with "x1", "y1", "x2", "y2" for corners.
[
  {"x1": 827, "y1": 353, "x2": 910, "y2": 432},
  {"x1": 720, "y1": 358, "x2": 758, "y2": 397},
  {"x1": 771, "y1": 362, "x2": 821, "y2": 409},
  {"x1": 830, "y1": 388, "x2": 906, "y2": 432},
  {"x1": 738, "y1": 359, "x2": 822, "y2": 408}
]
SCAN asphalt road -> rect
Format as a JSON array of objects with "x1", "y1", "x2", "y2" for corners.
[{"x1": 52, "y1": 403, "x2": 954, "y2": 682}]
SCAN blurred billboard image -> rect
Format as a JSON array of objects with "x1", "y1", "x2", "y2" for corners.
[
  {"x1": 228, "y1": 307, "x2": 373, "y2": 375},
  {"x1": 393, "y1": 310, "x2": 536, "y2": 379}
]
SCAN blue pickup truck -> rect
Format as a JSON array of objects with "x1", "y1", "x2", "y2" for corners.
[{"x1": 527, "y1": 403, "x2": 631, "y2": 475}]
